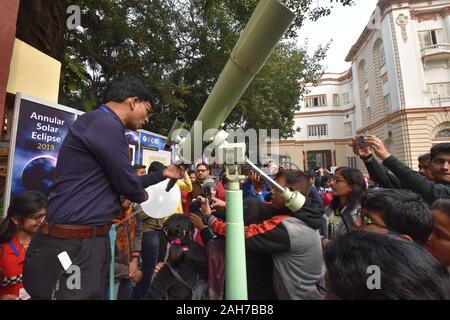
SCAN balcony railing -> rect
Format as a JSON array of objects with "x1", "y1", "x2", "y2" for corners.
[
  {"x1": 421, "y1": 43, "x2": 450, "y2": 59},
  {"x1": 431, "y1": 96, "x2": 450, "y2": 107}
]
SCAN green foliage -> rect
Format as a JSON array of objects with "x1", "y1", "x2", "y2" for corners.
[{"x1": 17, "y1": 0, "x2": 353, "y2": 138}]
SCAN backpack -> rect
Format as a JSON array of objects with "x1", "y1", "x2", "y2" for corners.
[{"x1": 166, "y1": 263, "x2": 208, "y2": 300}]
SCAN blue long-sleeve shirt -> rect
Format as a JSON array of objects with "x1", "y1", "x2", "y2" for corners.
[
  {"x1": 242, "y1": 179, "x2": 271, "y2": 201},
  {"x1": 46, "y1": 106, "x2": 165, "y2": 226}
]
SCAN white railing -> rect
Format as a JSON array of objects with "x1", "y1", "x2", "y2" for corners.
[
  {"x1": 431, "y1": 96, "x2": 450, "y2": 107},
  {"x1": 421, "y1": 43, "x2": 450, "y2": 58}
]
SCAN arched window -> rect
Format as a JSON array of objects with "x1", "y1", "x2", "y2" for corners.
[{"x1": 436, "y1": 128, "x2": 450, "y2": 138}]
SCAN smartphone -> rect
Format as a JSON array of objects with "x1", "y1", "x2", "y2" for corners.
[{"x1": 357, "y1": 136, "x2": 368, "y2": 149}]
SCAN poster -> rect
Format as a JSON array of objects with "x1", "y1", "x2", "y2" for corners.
[
  {"x1": 125, "y1": 130, "x2": 139, "y2": 165},
  {"x1": 139, "y1": 130, "x2": 166, "y2": 150},
  {"x1": 138, "y1": 130, "x2": 169, "y2": 168},
  {"x1": 5, "y1": 94, "x2": 81, "y2": 210},
  {"x1": 141, "y1": 148, "x2": 171, "y2": 169}
]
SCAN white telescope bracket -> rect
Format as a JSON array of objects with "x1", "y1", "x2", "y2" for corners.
[{"x1": 209, "y1": 130, "x2": 306, "y2": 212}]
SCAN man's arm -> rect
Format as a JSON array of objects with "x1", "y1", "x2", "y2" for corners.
[
  {"x1": 83, "y1": 116, "x2": 149, "y2": 203},
  {"x1": 362, "y1": 156, "x2": 402, "y2": 189},
  {"x1": 204, "y1": 214, "x2": 291, "y2": 253},
  {"x1": 365, "y1": 135, "x2": 450, "y2": 203},
  {"x1": 349, "y1": 136, "x2": 401, "y2": 189}
]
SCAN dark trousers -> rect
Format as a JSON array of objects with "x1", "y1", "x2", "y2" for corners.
[
  {"x1": 134, "y1": 230, "x2": 161, "y2": 299},
  {"x1": 23, "y1": 231, "x2": 111, "y2": 300}
]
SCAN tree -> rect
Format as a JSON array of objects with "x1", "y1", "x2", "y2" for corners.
[{"x1": 15, "y1": 0, "x2": 354, "y2": 137}]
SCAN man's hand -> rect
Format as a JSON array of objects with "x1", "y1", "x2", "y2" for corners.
[
  {"x1": 163, "y1": 164, "x2": 185, "y2": 180},
  {"x1": 364, "y1": 135, "x2": 391, "y2": 161},
  {"x1": 210, "y1": 196, "x2": 226, "y2": 210},
  {"x1": 200, "y1": 197, "x2": 212, "y2": 216},
  {"x1": 129, "y1": 258, "x2": 139, "y2": 279},
  {"x1": 349, "y1": 136, "x2": 372, "y2": 159},
  {"x1": 130, "y1": 269, "x2": 142, "y2": 283},
  {"x1": 154, "y1": 262, "x2": 164, "y2": 274},
  {"x1": 189, "y1": 213, "x2": 207, "y2": 230},
  {"x1": 248, "y1": 171, "x2": 265, "y2": 193}
]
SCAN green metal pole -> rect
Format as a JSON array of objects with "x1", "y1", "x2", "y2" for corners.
[
  {"x1": 225, "y1": 165, "x2": 247, "y2": 300},
  {"x1": 109, "y1": 225, "x2": 116, "y2": 300}
]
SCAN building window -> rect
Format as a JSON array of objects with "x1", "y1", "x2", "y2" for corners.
[
  {"x1": 366, "y1": 95, "x2": 372, "y2": 121},
  {"x1": 436, "y1": 128, "x2": 450, "y2": 138},
  {"x1": 308, "y1": 124, "x2": 328, "y2": 137},
  {"x1": 418, "y1": 29, "x2": 446, "y2": 49},
  {"x1": 344, "y1": 122, "x2": 353, "y2": 137},
  {"x1": 427, "y1": 82, "x2": 450, "y2": 99},
  {"x1": 347, "y1": 157, "x2": 357, "y2": 168},
  {"x1": 307, "y1": 150, "x2": 332, "y2": 170},
  {"x1": 342, "y1": 92, "x2": 350, "y2": 104},
  {"x1": 384, "y1": 94, "x2": 391, "y2": 112},
  {"x1": 333, "y1": 94, "x2": 340, "y2": 106},
  {"x1": 305, "y1": 95, "x2": 327, "y2": 107},
  {"x1": 379, "y1": 44, "x2": 386, "y2": 67}
]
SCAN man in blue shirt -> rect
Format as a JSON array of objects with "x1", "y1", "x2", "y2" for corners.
[{"x1": 23, "y1": 76, "x2": 183, "y2": 300}]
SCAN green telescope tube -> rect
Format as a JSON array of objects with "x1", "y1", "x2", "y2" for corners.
[{"x1": 180, "y1": 0, "x2": 296, "y2": 162}]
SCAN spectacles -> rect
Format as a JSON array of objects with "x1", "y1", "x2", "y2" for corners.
[
  {"x1": 142, "y1": 101, "x2": 152, "y2": 116},
  {"x1": 356, "y1": 208, "x2": 388, "y2": 230},
  {"x1": 29, "y1": 212, "x2": 46, "y2": 223},
  {"x1": 316, "y1": 280, "x2": 327, "y2": 296}
]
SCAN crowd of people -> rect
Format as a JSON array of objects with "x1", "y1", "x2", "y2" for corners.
[
  {"x1": 0, "y1": 76, "x2": 449, "y2": 300},
  {"x1": 1, "y1": 139, "x2": 450, "y2": 300}
]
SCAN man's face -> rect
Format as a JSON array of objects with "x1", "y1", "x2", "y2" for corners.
[
  {"x1": 135, "y1": 168, "x2": 146, "y2": 176},
  {"x1": 418, "y1": 160, "x2": 433, "y2": 181},
  {"x1": 271, "y1": 176, "x2": 287, "y2": 210},
  {"x1": 127, "y1": 98, "x2": 152, "y2": 131},
  {"x1": 196, "y1": 165, "x2": 209, "y2": 182},
  {"x1": 430, "y1": 153, "x2": 450, "y2": 183},
  {"x1": 189, "y1": 173, "x2": 197, "y2": 183},
  {"x1": 426, "y1": 209, "x2": 450, "y2": 267}
]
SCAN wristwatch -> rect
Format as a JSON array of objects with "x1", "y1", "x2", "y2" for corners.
[{"x1": 359, "y1": 154, "x2": 373, "y2": 161}]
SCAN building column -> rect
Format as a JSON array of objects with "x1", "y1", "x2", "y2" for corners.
[
  {"x1": 442, "y1": 7, "x2": 450, "y2": 43},
  {"x1": 0, "y1": 0, "x2": 20, "y2": 138}
]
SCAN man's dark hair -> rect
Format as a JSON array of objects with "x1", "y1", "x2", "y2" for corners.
[
  {"x1": 430, "y1": 143, "x2": 450, "y2": 161},
  {"x1": 148, "y1": 161, "x2": 165, "y2": 173},
  {"x1": 104, "y1": 75, "x2": 156, "y2": 108},
  {"x1": 275, "y1": 169, "x2": 310, "y2": 198},
  {"x1": 324, "y1": 230, "x2": 450, "y2": 300},
  {"x1": 361, "y1": 189, "x2": 432, "y2": 245},
  {"x1": 418, "y1": 153, "x2": 431, "y2": 162},
  {"x1": 432, "y1": 198, "x2": 450, "y2": 217},
  {"x1": 132, "y1": 164, "x2": 146, "y2": 172},
  {"x1": 330, "y1": 167, "x2": 366, "y2": 211},
  {"x1": 196, "y1": 162, "x2": 210, "y2": 171}
]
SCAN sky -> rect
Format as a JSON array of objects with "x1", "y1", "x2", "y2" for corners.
[{"x1": 297, "y1": 0, "x2": 379, "y2": 73}]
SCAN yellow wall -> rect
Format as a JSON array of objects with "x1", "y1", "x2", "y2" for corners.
[{"x1": 6, "y1": 39, "x2": 61, "y2": 103}]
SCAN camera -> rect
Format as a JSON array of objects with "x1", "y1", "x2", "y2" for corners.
[{"x1": 357, "y1": 136, "x2": 368, "y2": 149}]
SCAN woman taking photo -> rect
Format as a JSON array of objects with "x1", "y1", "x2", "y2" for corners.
[{"x1": 0, "y1": 191, "x2": 47, "y2": 300}]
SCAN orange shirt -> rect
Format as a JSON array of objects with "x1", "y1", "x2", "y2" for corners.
[{"x1": 0, "y1": 235, "x2": 25, "y2": 297}]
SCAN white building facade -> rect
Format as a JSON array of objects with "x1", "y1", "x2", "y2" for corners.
[{"x1": 279, "y1": 0, "x2": 450, "y2": 171}]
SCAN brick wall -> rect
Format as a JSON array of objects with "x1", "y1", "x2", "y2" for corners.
[{"x1": 0, "y1": 0, "x2": 20, "y2": 138}]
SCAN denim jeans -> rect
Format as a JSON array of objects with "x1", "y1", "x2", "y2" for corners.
[{"x1": 134, "y1": 230, "x2": 161, "y2": 299}]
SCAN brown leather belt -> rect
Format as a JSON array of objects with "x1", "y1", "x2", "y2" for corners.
[{"x1": 41, "y1": 223, "x2": 111, "y2": 239}]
